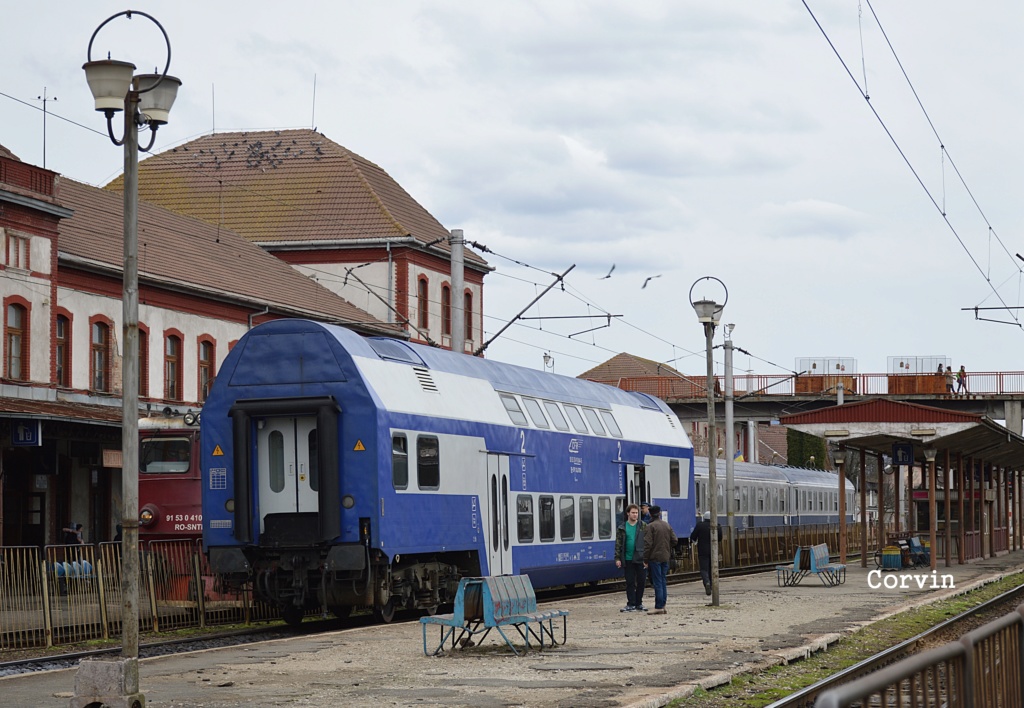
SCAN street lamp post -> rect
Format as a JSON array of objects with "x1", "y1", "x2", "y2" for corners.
[
  {"x1": 834, "y1": 447, "x2": 847, "y2": 564},
  {"x1": 75, "y1": 12, "x2": 180, "y2": 708},
  {"x1": 690, "y1": 276, "x2": 727, "y2": 607}
]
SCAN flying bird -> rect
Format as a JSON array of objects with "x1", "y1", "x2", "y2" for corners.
[
  {"x1": 600, "y1": 264, "x2": 616, "y2": 279},
  {"x1": 641, "y1": 275, "x2": 662, "y2": 289}
]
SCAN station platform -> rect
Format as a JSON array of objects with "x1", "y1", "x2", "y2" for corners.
[{"x1": 6, "y1": 550, "x2": 1024, "y2": 708}]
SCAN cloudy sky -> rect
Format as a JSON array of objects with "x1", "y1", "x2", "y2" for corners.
[{"x1": 4, "y1": 1, "x2": 1023, "y2": 382}]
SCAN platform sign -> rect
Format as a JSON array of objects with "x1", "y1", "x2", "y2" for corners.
[
  {"x1": 12, "y1": 419, "x2": 41, "y2": 447},
  {"x1": 892, "y1": 442, "x2": 913, "y2": 466}
]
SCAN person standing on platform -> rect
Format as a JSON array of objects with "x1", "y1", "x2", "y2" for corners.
[
  {"x1": 640, "y1": 502, "x2": 652, "y2": 523},
  {"x1": 690, "y1": 511, "x2": 722, "y2": 596},
  {"x1": 945, "y1": 366, "x2": 956, "y2": 395},
  {"x1": 614, "y1": 504, "x2": 648, "y2": 612},
  {"x1": 643, "y1": 506, "x2": 676, "y2": 615},
  {"x1": 957, "y1": 365, "x2": 968, "y2": 395}
]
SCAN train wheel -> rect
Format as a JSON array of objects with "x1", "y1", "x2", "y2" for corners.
[
  {"x1": 374, "y1": 598, "x2": 397, "y2": 623},
  {"x1": 334, "y1": 605, "x2": 353, "y2": 619},
  {"x1": 281, "y1": 605, "x2": 304, "y2": 627}
]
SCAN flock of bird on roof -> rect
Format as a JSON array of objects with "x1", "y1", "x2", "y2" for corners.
[{"x1": 170, "y1": 132, "x2": 326, "y2": 171}]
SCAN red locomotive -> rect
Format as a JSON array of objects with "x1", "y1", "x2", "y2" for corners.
[{"x1": 138, "y1": 413, "x2": 202, "y2": 544}]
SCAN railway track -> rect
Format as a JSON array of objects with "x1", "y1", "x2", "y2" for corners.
[{"x1": 763, "y1": 581, "x2": 1024, "y2": 708}]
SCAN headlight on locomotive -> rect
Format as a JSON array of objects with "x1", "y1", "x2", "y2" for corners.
[{"x1": 139, "y1": 507, "x2": 156, "y2": 526}]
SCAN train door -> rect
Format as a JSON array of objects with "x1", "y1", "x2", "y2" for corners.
[
  {"x1": 256, "y1": 416, "x2": 319, "y2": 530},
  {"x1": 484, "y1": 454, "x2": 512, "y2": 575},
  {"x1": 629, "y1": 464, "x2": 648, "y2": 505}
]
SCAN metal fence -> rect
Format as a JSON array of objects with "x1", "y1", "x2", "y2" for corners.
[
  {"x1": 0, "y1": 540, "x2": 274, "y2": 650},
  {"x1": 1, "y1": 524, "x2": 864, "y2": 650},
  {"x1": 816, "y1": 604, "x2": 1024, "y2": 707}
]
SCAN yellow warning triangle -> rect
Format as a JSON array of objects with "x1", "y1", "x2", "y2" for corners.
[
  {"x1": 212, "y1": 445, "x2": 224, "y2": 456},
  {"x1": 354, "y1": 440, "x2": 366, "y2": 451}
]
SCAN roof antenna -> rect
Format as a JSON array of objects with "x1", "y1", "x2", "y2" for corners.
[
  {"x1": 311, "y1": 73, "x2": 317, "y2": 130},
  {"x1": 36, "y1": 87, "x2": 57, "y2": 168}
]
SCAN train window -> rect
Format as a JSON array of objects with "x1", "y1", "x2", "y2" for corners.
[
  {"x1": 562, "y1": 404, "x2": 589, "y2": 434},
  {"x1": 779, "y1": 490, "x2": 786, "y2": 513},
  {"x1": 599, "y1": 410, "x2": 622, "y2": 438},
  {"x1": 818, "y1": 492, "x2": 824, "y2": 511},
  {"x1": 559, "y1": 496, "x2": 576, "y2": 541},
  {"x1": 499, "y1": 394, "x2": 529, "y2": 426},
  {"x1": 269, "y1": 430, "x2": 285, "y2": 493},
  {"x1": 517, "y1": 495, "x2": 534, "y2": 543},
  {"x1": 522, "y1": 398, "x2": 549, "y2": 428},
  {"x1": 391, "y1": 435, "x2": 409, "y2": 489},
  {"x1": 582, "y1": 408, "x2": 606, "y2": 435},
  {"x1": 598, "y1": 496, "x2": 612, "y2": 539},
  {"x1": 307, "y1": 428, "x2": 319, "y2": 492},
  {"x1": 417, "y1": 436, "x2": 440, "y2": 489},
  {"x1": 800, "y1": 490, "x2": 807, "y2": 511},
  {"x1": 717, "y1": 483, "x2": 723, "y2": 511},
  {"x1": 140, "y1": 437, "x2": 190, "y2": 474},
  {"x1": 757, "y1": 488, "x2": 764, "y2": 512},
  {"x1": 580, "y1": 497, "x2": 594, "y2": 539},
  {"x1": 741, "y1": 486, "x2": 749, "y2": 513},
  {"x1": 539, "y1": 495, "x2": 555, "y2": 542},
  {"x1": 772, "y1": 488, "x2": 779, "y2": 513},
  {"x1": 669, "y1": 460, "x2": 680, "y2": 497},
  {"x1": 614, "y1": 496, "x2": 626, "y2": 528},
  {"x1": 543, "y1": 401, "x2": 570, "y2": 431}
]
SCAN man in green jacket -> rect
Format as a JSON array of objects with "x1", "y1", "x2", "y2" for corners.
[{"x1": 614, "y1": 504, "x2": 648, "y2": 612}]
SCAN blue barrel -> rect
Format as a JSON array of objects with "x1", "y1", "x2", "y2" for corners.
[{"x1": 882, "y1": 546, "x2": 902, "y2": 570}]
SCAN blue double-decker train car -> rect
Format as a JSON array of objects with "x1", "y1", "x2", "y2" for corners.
[{"x1": 201, "y1": 319, "x2": 695, "y2": 623}]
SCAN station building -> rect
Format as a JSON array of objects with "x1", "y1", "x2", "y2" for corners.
[{"x1": 0, "y1": 131, "x2": 488, "y2": 548}]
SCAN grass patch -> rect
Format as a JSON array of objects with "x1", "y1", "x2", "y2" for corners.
[{"x1": 670, "y1": 571, "x2": 1024, "y2": 708}]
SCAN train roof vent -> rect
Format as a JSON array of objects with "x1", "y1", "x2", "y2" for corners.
[
  {"x1": 367, "y1": 337, "x2": 426, "y2": 366},
  {"x1": 665, "y1": 414, "x2": 677, "y2": 428},
  {"x1": 413, "y1": 366, "x2": 439, "y2": 393}
]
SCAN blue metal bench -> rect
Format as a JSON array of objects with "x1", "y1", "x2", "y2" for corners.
[
  {"x1": 775, "y1": 546, "x2": 810, "y2": 587},
  {"x1": 776, "y1": 544, "x2": 845, "y2": 587},
  {"x1": 907, "y1": 536, "x2": 930, "y2": 567},
  {"x1": 419, "y1": 575, "x2": 569, "y2": 656},
  {"x1": 808, "y1": 543, "x2": 846, "y2": 586}
]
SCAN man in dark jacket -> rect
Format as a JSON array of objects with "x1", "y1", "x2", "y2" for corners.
[
  {"x1": 689, "y1": 511, "x2": 722, "y2": 596},
  {"x1": 614, "y1": 504, "x2": 647, "y2": 612},
  {"x1": 643, "y1": 506, "x2": 677, "y2": 614}
]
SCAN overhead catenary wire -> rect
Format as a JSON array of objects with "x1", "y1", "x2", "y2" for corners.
[{"x1": 802, "y1": 1, "x2": 1022, "y2": 329}]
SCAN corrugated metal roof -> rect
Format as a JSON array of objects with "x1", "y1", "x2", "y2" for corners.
[
  {"x1": 0, "y1": 398, "x2": 122, "y2": 425},
  {"x1": 781, "y1": 398, "x2": 1024, "y2": 467},
  {"x1": 781, "y1": 398, "x2": 980, "y2": 425}
]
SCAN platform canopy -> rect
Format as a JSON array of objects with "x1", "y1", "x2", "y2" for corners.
[{"x1": 780, "y1": 398, "x2": 1024, "y2": 468}]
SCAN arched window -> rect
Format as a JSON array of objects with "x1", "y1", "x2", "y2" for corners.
[
  {"x1": 6, "y1": 303, "x2": 27, "y2": 380},
  {"x1": 198, "y1": 337, "x2": 215, "y2": 402},
  {"x1": 164, "y1": 333, "x2": 182, "y2": 400},
  {"x1": 464, "y1": 291, "x2": 473, "y2": 343},
  {"x1": 441, "y1": 285, "x2": 452, "y2": 337},
  {"x1": 91, "y1": 321, "x2": 110, "y2": 392},
  {"x1": 417, "y1": 277, "x2": 429, "y2": 330},
  {"x1": 55, "y1": 314, "x2": 70, "y2": 386}
]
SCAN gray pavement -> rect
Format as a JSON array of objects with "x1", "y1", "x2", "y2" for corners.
[{"x1": 6, "y1": 551, "x2": 1024, "y2": 708}]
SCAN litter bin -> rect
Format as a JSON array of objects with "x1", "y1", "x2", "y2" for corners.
[{"x1": 882, "y1": 546, "x2": 902, "y2": 570}]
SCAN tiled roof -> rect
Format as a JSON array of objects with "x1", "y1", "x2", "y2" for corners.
[
  {"x1": 107, "y1": 129, "x2": 486, "y2": 266},
  {"x1": 56, "y1": 178, "x2": 403, "y2": 336},
  {"x1": 578, "y1": 353, "x2": 686, "y2": 383}
]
